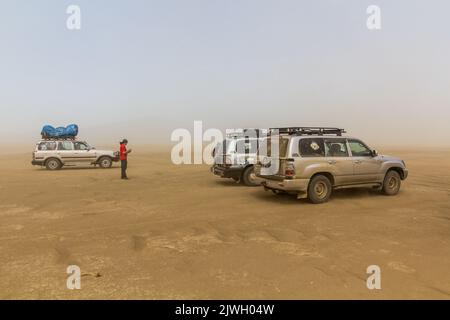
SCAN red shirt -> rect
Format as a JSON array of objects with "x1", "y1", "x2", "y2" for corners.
[{"x1": 120, "y1": 143, "x2": 127, "y2": 160}]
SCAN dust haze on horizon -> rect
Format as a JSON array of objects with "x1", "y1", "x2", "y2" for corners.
[{"x1": 1, "y1": 0, "x2": 450, "y2": 148}]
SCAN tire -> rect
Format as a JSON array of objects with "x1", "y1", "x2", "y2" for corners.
[
  {"x1": 382, "y1": 170, "x2": 401, "y2": 196},
  {"x1": 45, "y1": 158, "x2": 62, "y2": 171},
  {"x1": 98, "y1": 156, "x2": 113, "y2": 169},
  {"x1": 241, "y1": 166, "x2": 260, "y2": 186},
  {"x1": 307, "y1": 175, "x2": 332, "y2": 204}
]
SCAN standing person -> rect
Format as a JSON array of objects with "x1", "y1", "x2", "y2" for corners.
[{"x1": 120, "y1": 139, "x2": 132, "y2": 179}]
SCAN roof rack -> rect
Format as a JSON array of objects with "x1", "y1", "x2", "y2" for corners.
[
  {"x1": 225, "y1": 128, "x2": 268, "y2": 139},
  {"x1": 269, "y1": 127, "x2": 346, "y2": 136},
  {"x1": 41, "y1": 136, "x2": 77, "y2": 141}
]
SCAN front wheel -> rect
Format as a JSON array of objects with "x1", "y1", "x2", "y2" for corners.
[
  {"x1": 382, "y1": 170, "x2": 401, "y2": 195},
  {"x1": 241, "y1": 166, "x2": 260, "y2": 186},
  {"x1": 308, "y1": 175, "x2": 332, "y2": 204},
  {"x1": 98, "y1": 157, "x2": 113, "y2": 168}
]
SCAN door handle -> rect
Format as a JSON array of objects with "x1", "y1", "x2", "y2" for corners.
[{"x1": 328, "y1": 160, "x2": 336, "y2": 165}]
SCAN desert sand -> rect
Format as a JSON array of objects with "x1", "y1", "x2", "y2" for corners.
[{"x1": 0, "y1": 146, "x2": 449, "y2": 299}]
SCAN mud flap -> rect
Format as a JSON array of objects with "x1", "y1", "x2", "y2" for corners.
[{"x1": 297, "y1": 192, "x2": 307, "y2": 199}]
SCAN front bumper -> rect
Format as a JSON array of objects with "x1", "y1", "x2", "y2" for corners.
[
  {"x1": 260, "y1": 177, "x2": 310, "y2": 193},
  {"x1": 402, "y1": 168, "x2": 409, "y2": 180},
  {"x1": 112, "y1": 152, "x2": 120, "y2": 162},
  {"x1": 211, "y1": 165, "x2": 243, "y2": 179}
]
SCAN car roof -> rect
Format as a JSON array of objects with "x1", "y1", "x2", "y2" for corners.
[
  {"x1": 225, "y1": 137, "x2": 262, "y2": 141},
  {"x1": 269, "y1": 135, "x2": 361, "y2": 140}
]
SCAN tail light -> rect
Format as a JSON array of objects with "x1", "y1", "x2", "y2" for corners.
[{"x1": 284, "y1": 161, "x2": 295, "y2": 178}]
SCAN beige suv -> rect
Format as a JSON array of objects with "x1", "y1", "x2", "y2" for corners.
[
  {"x1": 31, "y1": 139, "x2": 119, "y2": 170},
  {"x1": 255, "y1": 127, "x2": 408, "y2": 204}
]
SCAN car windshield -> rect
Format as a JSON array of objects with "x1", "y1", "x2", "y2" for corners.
[{"x1": 215, "y1": 139, "x2": 234, "y2": 155}]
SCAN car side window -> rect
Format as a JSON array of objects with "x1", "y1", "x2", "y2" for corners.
[
  {"x1": 299, "y1": 138, "x2": 325, "y2": 157},
  {"x1": 325, "y1": 139, "x2": 349, "y2": 157},
  {"x1": 58, "y1": 141, "x2": 74, "y2": 151},
  {"x1": 38, "y1": 142, "x2": 56, "y2": 151},
  {"x1": 74, "y1": 142, "x2": 88, "y2": 150},
  {"x1": 348, "y1": 139, "x2": 372, "y2": 157}
]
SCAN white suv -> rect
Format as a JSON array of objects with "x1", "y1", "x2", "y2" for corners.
[
  {"x1": 211, "y1": 129, "x2": 266, "y2": 186},
  {"x1": 31, "y1": 139, "x2": 119, "y2": 170}
]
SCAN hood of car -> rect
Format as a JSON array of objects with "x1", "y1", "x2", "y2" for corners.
[
  {"x1": 377, "y1": 154, "x2": 403, "y2": 163},
  {"x1": 91, "y1": 149, "x2": 115, "y2": 155}
]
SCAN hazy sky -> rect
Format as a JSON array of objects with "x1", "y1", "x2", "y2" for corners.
[{"x1": 1, "y1": 0, "x2": 449, "y2": 146}]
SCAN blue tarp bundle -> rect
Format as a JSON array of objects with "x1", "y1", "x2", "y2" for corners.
[{"x1": 41, "y1": 124, "x2": 79, "y2": 138}]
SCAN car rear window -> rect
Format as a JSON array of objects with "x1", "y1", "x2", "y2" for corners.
[
  {"x1": 235, "y1": 139, "x2": 259, "y2": 154},
  {"x1": 215, "y1": 139, "x2": 234, "y2": 155},
  {"x1": 263, "y1": 137, "x2": 289, "y2": 157},
  {"x1": 299, "y1": 138, "x2": 325, "y2": 157},
  {"x1": 38, "y1": 141, "x2": 56, "y2": 151}
]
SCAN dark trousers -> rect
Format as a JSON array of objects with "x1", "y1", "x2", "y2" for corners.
[{"x1": 121, "y1": 160, "x2": 128, "y2": 178}]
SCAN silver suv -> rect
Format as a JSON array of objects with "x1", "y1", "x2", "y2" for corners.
[
  {"x1": 31, "y1": 139, "x2": 119, "y2": 170},
  {"x1": 255, "y1": 127, "x2": 408, "y2": 204}
]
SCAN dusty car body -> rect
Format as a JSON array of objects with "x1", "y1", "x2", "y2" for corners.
[{"x1": 255, "y1": 127, "x2": 408, "y2": 203}]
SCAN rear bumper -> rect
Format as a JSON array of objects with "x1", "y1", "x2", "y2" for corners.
[
  {"x1": 260, "y1": 177, "x2": 310, "y2": 193},
  {"x1": 31, "y1": 160, "x2": 44, "y2": 166},
  {"x1": 211, "y1": 165, "x2": 243, "y2": 179}
]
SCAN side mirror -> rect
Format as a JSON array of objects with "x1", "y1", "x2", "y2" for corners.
[{"x1": 372, "y1": 150, "x2": 378, "y2": 157}]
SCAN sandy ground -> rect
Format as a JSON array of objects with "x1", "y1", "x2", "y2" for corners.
[{"x1": 0, "y1": 146, "x2": 449, "y2": 299}]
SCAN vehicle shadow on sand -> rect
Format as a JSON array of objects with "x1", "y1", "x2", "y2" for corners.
[
  {"x1": 250, "y1": 187, "x2": 385, "y2": 205},
  {"x1": 213, "y1": 179, "x2": 248, "y2": 187},
  {"x1": 33, "y1": 166, "x2": 119, "y2": 171}
]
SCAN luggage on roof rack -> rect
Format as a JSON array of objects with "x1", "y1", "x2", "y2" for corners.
[
  {"x1": 41, "y1": 124, "x2": 79, "y2": 139},
  {"x1": 269, "y1": 127, "x2": 346, "y2": 136}
]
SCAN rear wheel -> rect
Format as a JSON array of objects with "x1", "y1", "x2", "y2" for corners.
[
  {"x1": 98, "y1": 157, "x2": 113, "y2": 168},
  {"x1": 382, "y1": 170, "x2": 401, "y2": 195},
  {"x1": 45, "y1": 158, "x2": 62, "y2": 171},
  {"x1": 308, "y1": 175, "x2": 332, "y2": 204},
  {"x1": 241, "y1": 166, "x2": 260, "y2": 186}
]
